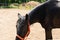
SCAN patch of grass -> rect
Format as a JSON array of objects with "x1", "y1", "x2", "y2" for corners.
[
  {"x1": 0, "y1": 1, "x2": 40, "y2": 9},
  {"x1": 18, "y1": 1, "x2": 40, "y2": 10},
  {"x1": 0, "y1": 3, "x2": 19, "y2": 9},
  {"x1": 0, "y1": 4, "x2": 34, "y2": 10},
  {"x1": 0, "y1": 6, "x2": 18, "y2": 9},
  {"x1": 18, "y1": 4, "x2": 34, "y2": 10}
]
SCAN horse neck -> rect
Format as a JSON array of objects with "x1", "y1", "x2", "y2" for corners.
[
  {"x1": 28, "y1": 11, "x2": 40, "y2": 25},
  {"x1": 29, "y1": 18, "x2": 39, "y2": 25},
  {"x1": 28, "y1": 2, "x2": 47, "y2": 25}
]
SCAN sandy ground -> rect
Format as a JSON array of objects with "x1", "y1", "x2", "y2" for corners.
[{"x1": 0, "y1": 9, "x2": 60, "y2": 40}]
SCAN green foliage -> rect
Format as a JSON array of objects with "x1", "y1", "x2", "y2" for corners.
[
  {"x1": 0, "y1": 0, "x2": 46, "y2": 8},
  {"x1": 19, "y1": 4, "x2": 34, "y2": 10},
  {"x1": 0, "y1": 0, "x2": 46, "y2": 4}
]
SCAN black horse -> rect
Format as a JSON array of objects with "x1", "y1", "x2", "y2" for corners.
[
  {"x1": 16, "y1": 0, "x2": 60, "y2": 40},
  {"x1": 16, "y1": 14, "x2": 30, "y2": 40}
]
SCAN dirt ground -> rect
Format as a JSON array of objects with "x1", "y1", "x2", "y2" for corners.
[{"x1": 0, "y1": 9, "x2": 60, "y2": 40}]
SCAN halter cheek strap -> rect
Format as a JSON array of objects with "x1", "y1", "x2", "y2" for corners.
[
  {"x1": 16, "y1": 21, "x2": 30, "y2": 40},
  {"x1": 16, "y1": 35, "x2": 24, "y2": 40}
]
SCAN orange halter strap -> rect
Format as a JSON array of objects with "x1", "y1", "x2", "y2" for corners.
[{"x1": 16, "y1": 21, "x2": 30, "y2": 40}]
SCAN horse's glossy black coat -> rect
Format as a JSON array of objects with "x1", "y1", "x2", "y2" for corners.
[
  {"x1": 16, "y1": 0, "x2": 60, "y2": 40},
  {"x1": 16, "y1": 14, "x2": 29, "y2": 40}
]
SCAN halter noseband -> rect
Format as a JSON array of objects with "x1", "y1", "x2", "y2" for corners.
[{"x1": 16, "y1": 21, "x2": 30, "y2": 40}]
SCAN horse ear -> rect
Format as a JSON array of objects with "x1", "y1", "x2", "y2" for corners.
[
  {"x1": 25, "y1": 14, "x2": 28, "y2": 21},
  {"x1": 18, "y1": 13, "x2": 22, "y2": 19}
]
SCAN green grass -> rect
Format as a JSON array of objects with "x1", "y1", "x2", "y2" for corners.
[
  {"x1": 18, "y1": 5, "x2": 34, "y2": 10},
  {"x1": 0, "y1": 5, "x2": 34, "y2": 10},
  {"x1": 0, "y1": 3, "x2": 34, "y2": 10},
  {"x1": 0, "y1": 6, "x2": 18, "y2": 9}
]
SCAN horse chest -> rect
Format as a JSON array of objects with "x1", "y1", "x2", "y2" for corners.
[{"x1": 53, "y1": 14, "x2": 60, "y2": 28}]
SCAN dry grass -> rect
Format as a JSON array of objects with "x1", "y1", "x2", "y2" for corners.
[
  {"x1": 18, "y1": 1, "x2": 40, "y2": 10},
  {"x1": 0, "y1": 9, "x2": 60, "y2": 40}
]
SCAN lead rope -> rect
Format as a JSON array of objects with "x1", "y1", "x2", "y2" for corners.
[{"x1": 16, "y1": 21, "x2": 30, "y2": 40}]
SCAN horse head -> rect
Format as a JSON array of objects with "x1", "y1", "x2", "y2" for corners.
[{"x1": 16, "y1": 13, "x2": 30, "y2": 40}]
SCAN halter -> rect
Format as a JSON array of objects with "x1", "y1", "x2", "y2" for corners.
[{"x1": 16, "y1": 21, "x2": 30, "y2": 40}]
